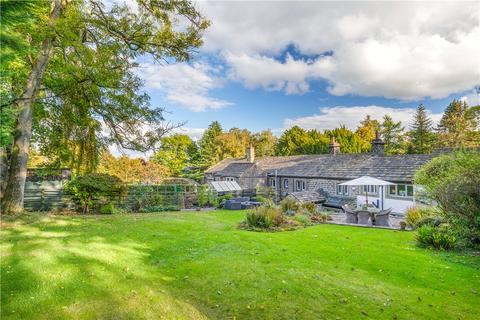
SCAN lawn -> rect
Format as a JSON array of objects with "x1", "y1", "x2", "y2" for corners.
[{"x1": 1, "y1": 210, "x2": 479, "y2": 320}]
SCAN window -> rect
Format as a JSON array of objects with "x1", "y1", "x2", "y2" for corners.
[
  {"x1": 388, "y1": 184, "x2": 414, "y2": 198},
  {"x1": 225, "y1": 177, "x2": 235, "y2": 182},
  {"x1": 271, "y1": 179, "x2": 276, "y2": 188},
  {"x1": 389, "y1": 185, "x2": 397, "y2": 195},
  {"x1": 296, "y1": 180, "x2": 305, "y2": 191},
  {"x1": 363, "y1": 185, "x2": 377, "y2": 194},
  {"x1": 337, "y1": 184, "x2": 348, "y2": 195},
  {"x1": 284, "y1": 179, "x2": 289, "y2": 189},
  {"x1": 407, "y1": 185, "x2": 414, "y2": 197}
]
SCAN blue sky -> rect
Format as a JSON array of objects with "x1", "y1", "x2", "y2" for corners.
[{"x1": 126, "y1": 0, "x2": 480, "y2": 140}]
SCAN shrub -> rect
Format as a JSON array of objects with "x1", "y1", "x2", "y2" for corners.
[
  {"x1": 415, "y1": 216, "x2": 444, "y2": 228},
  {"x1": 300, "y1": 202, "x2": 317, "y2": 215},
  {"x1": 294, "y1": 214, "x2": 313, "y2": 226},
  {"x1": 245, "y1": 205, "x2": 284, "y2": 229},
  {"x1": 415, "y1": 151, "x2": 480, "y2": 247},
  {"x1": 65, "y1": 173, "x2": 125, "y2": 214},
  {"x1": 416, "y1": 224, "x2": 456, "y2": 250},
  {"x1": 197, "y1": 185, "x2": 218, "y2": 207},
  {"x1": 311, "y1": 212, "x2": 332, "y2": 223},
  {"x1": 252, "y1": 195, "x2": 269, "y2": 204},
  {"x1": 100, "y1": 203, "x2": 118, "y2": 215},
  {"x1": 405, "y1": 206, "x2": 440, "y2": 228},
  {"x1": 280, "y1": 197, "x2": 299, "y2": 214}
]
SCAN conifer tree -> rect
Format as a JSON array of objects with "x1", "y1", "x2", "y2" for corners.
[
  {"x1": 198, "y1": 121, "x2": 223, "y2": 168},
  {"x1": 381, "y1": 115, "x2": 405, "y2": 154},
  {"x1": 437, "y1": 99, "x2": 478, "y2": 148},
  {"x1": 407, "y1": 104, "x2": 436, "y2": 154}
]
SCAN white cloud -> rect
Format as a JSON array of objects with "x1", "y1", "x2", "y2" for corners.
[
  {"x1": 461, "y1": 89, "x2": 480, "y2": 106},
  {"x1": 173, "y1": 127, "x2": 205, "y2": 141},
  {"x1": 198, "y1": 1, "x2": 480, "y2": 100},
  {"x1": 284, "y1": 105, "x2": 444, "y2": 131},
  {"x1": 139, "y1": 62, "x2": 232, "y2": 112},
  {"x1": 225, "y1": 52, "x2": 333, "y2": 94}
]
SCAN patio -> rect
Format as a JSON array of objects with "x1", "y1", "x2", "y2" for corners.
[{"x1": 328, "y1": 211, "x2": 406, "y2": 230}]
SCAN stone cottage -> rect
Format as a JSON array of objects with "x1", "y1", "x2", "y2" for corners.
[{"x1": 204, "y1": 135, "x2": 436, "y2": 214}]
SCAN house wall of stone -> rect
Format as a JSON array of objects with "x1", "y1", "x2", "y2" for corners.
[{"x1": 268, "y1": 176, "x2": 348, "y2": 199}]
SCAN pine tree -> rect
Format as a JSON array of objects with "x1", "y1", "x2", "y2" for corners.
[
  {"x1": 437, "y1": 99, "x2": 478, "y2": 148},
  {"x1": 198, "y1": 121, "x2": 223, "y2": 168},
  {"x1": 381, "y1": 115, "x2": 405, "y2": 154},
  {"x1": 407, "y1": 104, "x2": 436, "y2": 154}
]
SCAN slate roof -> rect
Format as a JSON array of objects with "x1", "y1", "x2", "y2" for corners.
[
  {"x1": 205, "y1": 153, "x2": 435, "y2": 183},
  {"x1": 287, "y1": 191, "x2": 326, "y2": 203},
  {"x1": 204, "y1": 159, "x2": 256, "y2": 177}
]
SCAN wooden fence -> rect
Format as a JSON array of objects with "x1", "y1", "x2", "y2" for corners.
[
  {"x1": 24, "y1": 181, "x2": 73, "y2": 211},
  {"x1": 21, "y1": 181, "x2": 198, "y2": 212}
]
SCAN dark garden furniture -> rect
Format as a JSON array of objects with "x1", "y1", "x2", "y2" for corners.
[
  {"x1": 357, "y1": 210, "x2": 372, "y2": 225},
  {"x1": 373, "y1": 208, "x2": 392, "y2": 227},
  {"x1": 342, "y1": 205, "x2": 358, "y2": 224}
]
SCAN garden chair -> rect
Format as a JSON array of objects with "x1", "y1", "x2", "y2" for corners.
[
  {"x1": 357, "y1": 210, "x2": 372, "y2": 225},
  {"x1": 224, "y1": 200, "x2": 235, "y2": 210},
  {"x1": 342, "y1": 205, "x2": 358, "y2": 224},
  {"x1": 230, "y1": 202, "x2": 242, "y2": 210},
  {"x1": 374, "y1": 208, "x2": 392, "y2": 227}
]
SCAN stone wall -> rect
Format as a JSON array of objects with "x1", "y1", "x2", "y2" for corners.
[{"x1": 268, "y1": 176, "x2": 347, "y2": 199}]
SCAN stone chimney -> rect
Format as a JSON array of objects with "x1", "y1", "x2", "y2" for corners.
[
  {"x1": 246, "y1": 146, "x2": 255, "y2": 163},
  {"x1": 371, "y1": 131, "x2": 385, "y2": 155},
  {"x1": 329, "y1": 136, "x2": 341, "y2": 155}
]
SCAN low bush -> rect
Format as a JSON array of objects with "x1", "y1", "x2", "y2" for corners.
[
  {"x1": 311, "y1": 213, "x2": 332, "y2": 223},
  {"x1": 415, "y1": 216, "x2": 444, "y2": 228},
  {"x1": 405, "y1": 206, "x2": 439, "y2": 228},
  {"x1": 416, "y1": 224, "x2": 456, "y2": 250},
  {"x1": 245, "y1": 205, "x2": 284, "y2": 229},
  {"x1": 280, "y1": 197, "x2": 299, "y2": 214},
  {"x1": 300, "y1": 202, "x2": 317, "y2": 215},
  {"x1": 197, "y1": 185, "x2": 218, "y2": 207},
  {"x1": 252, "y1": 195, "x2": 269, "y2": 204},
  {"x1": 293, "y1": 214, "x2": 312, "y2": 226},
  {"x1": 65, "y1": 173, "x2": 126, "y2": 214},
  {"x1": 100, "y1": 203, "x2": 119, "y2": 214}
]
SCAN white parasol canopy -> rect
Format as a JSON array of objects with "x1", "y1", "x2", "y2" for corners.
[
  {"x1": 339, "y1": 176, "x2": 395, "y2": 187},
  {"x1": 339, "y1": 176, "x2": 395, "y2": 209}
]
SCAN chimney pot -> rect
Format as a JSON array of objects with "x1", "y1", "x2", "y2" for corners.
[
  {"x1": 246, "y1": 146, "x2": 255, "y2": 163},
  {"x1": 329, "y1": 136, "x2": 341, "y2": 155},
  {"x1": 371, "y1": 130, "x2": 385, "y2": 155}
]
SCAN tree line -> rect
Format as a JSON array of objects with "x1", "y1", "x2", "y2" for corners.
[{"x1": 96, "y1": 99, "x2": 479, "y2": 183}]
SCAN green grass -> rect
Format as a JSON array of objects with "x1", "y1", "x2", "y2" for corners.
[{"x1": 1, "y1": 210, "x2": 479, "y2": 319}]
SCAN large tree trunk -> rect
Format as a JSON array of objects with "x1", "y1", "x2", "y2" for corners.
[{"x1": 1, "y1": 0, "x2": 66, "y2": 214}]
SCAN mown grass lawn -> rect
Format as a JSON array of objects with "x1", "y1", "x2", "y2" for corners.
[{"x1": 1, "y1": 210, "x2": 479, "y2": 320}]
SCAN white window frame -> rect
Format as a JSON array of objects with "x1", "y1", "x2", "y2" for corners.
[
  {"x1": 337, "y1": 184, "x2": 348, "y2": 195},
  {"x1": 225, "y1": 177, "x2": 235, "y2": 182},
  {"x1": 271, "y1": 178, "x2": 276, "y2": 188},
  {"x1": 284, "y1": 179, "x2": 289, "y2": 189},
  {"x1": 363, "y1": 185, "x2": 378, "y2": 194},
  {"x1": 388, "y1": 184, "x2": 414, "y2": 198}
]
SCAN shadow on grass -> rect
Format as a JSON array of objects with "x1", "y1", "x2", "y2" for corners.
[{"x1": 1, "y1": 212, "x2": 480, "y2": 319}]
